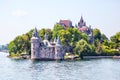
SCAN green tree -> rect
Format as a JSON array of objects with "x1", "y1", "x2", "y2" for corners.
[
  {"x1": 45, "y1": 28, "x2": 52, "y2": 41},
  {"x1": 67, "y1": 28, "x2": 82, "y2": 46},
  {"x1": 38, "y1": 28, "x2": 52, "y2": 41},
  {"x1": 110, "y1": 32, "x2": 120, "y2": 49},
  {"x1": 101, "y1": 34, "x2": 108, "y2": 40},
  {"x1": 26, "y1": 29, "x2": 34, "y2": 38},
  {"x1": 111, "y1": 32, "x2": 120, "y2": 43},
  {"x1": 8, "y1": 29, "x2": 34, "y2": 55},
  {"x1": 58, "y1": 30, "x2": 71, "y2": 46},
  {"x1": 38, "y1": 28, "x2": 45, "y2": 40},
  {"x1": 8, "y1": 41, "x2": 17, "y2": 54},
  {"x1": 22, "y1": 35, "x2": 30, "y2": 54},
  {"x1": 93, "y1": 28, "x2": 101, "y2": 40},
  {"x1": 74, "y1": 39, "x2": 93, "y2": 59},
  {"x1": 81, "y1": 33, "x2": 89, "y2": 42},
  {"x1": 52, "y1": 24, "x2": 64, "y2": 38}
]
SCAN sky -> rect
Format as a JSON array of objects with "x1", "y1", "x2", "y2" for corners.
[{"x1": 0, "y1": 0, "x2": 120, "y2": 45}]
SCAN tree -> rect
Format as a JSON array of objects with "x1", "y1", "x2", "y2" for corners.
[
  {"x1": 38, "y1": 28, "x2": 52, "y2": 41},
  {"x1": 100, "y1": 32, "x2": 120, "y2": 56},
  {"x1": 110, "y1": 32, "x2": 120, "y2": 49},
  {"x1": 8, "y1": 41, "x2": 17, "y2": 54},
  {"x1": 8, "y1": 29, "x2": 34, "y2": 55},
  {"x1": 111, "y1": 32, "x2": 120, "y2": 43},
  {"x1": 101, "y1": 34, "x2": 108, "y2": 40},
  {"x1": 25, "y1": 29, "x2": 34, "y2": 40},
  {"x1": 93, "y1": 28, "x2": 101, "y2": 40},
  {"x1": 38, "y1": 28, "x2": 45, "y2": 40},
  {"x1": 45, "y1": 28, "x2": 52, "y2": 41},
  {"x1": 58, "y1": 30, "x2": 71, "y2": 46},
  {"x1": 67, "y1": 28, "x2": 82, "y2": 46},
  {"x1": 81, "y1": 33, "x2": 89, "y2": 42},
  {"x1": 22, "y1": 35, "x2": 30, "y2": 54},
  {"x1": 74, "y1": 39, "x2": 93, "y2": 59},
  {"x1": 52, "y1": 24, "x2": 64, "y2": 38}
]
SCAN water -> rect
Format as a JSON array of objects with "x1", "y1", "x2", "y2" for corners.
[{"x1": 0, "y1": 52, "x2": 120, "y2": 80}]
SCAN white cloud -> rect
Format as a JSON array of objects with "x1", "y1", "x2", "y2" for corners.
[{"x1": 12, "y1": 10, "x2": 28, "y2": 16}]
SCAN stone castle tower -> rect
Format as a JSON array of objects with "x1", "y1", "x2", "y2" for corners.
[
  {"x1": 78, "y1": 16, "x2": 86, "y2": 28},
  {"x1": 31, "y1": 28, "x2": 65, "y2": 60}
]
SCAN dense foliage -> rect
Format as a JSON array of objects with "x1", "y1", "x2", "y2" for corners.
[
  {"x1": 8, "y1": 24, "x2": 120, "y2": 58},
  {"x1": 8, "y1": 29, "x2": 33, "y2": 56}
]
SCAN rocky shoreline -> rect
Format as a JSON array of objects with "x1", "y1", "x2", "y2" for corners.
[
  {"x1": 7, "y1": 54, "x2": 30, "y2": 59},
  {"x1": 7, "y1": 52, "x2": 120, "y2": 60}
]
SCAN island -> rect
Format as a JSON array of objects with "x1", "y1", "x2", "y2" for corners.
[{"x1": 8, "y1": 16, "x2": 120, "y2": 60}]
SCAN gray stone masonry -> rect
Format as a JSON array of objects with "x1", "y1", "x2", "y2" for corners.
[{"x1": 31, "y1": 28, "x2": 65, "y2": 60}]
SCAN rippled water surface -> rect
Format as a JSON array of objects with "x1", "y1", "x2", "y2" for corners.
[{"x1": 0, "y1": 52, "x2": 120, "y2": 80}]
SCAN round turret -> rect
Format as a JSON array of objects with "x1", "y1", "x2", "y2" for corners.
[{"x1": 31, "y1": 28, "x2": 40, "y2": 59}]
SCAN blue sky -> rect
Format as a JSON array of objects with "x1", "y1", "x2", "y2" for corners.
[{"x1": 0, "y1": 0, "x2": 120, "y2": 44}]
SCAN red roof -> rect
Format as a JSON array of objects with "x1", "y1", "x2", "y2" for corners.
[
  {"x1": 59, "y1": 20, "x2": 72, "y2": 29},
  {"x1": 78, "y1": 27, "x2": 88, "y2": 32}
]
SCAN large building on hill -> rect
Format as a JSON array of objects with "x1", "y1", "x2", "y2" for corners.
[
  {"x1": 31, "y1": 28, "x2": 65, "y2": 60},
  {"x1": 77, "y1": 16, "x2": 94, "y2": 43},
  {"x1": 58, "y1": 16, "x2": 94, "y2": 43},
  {"x1": 78, "y1": 16, "x2": 86, "y2": 28},
  {"x1": 77, "y1": 16, "x2": 92, "y2": 35}
]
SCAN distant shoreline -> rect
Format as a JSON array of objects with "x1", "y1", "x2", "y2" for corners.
[{"x1": 0, "y1": 50, "x2": 8, "y2": 53}]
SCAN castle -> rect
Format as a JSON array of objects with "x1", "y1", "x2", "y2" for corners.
[
  {"x1": 31, "y1": 16, "x2": 94, "y2": 60},
  {"x1": 31, "y1": 28, "x2": 65, "y2": 60},
  {"x1": 58, "y1": 16, "x2": 94, "y2": 43}
]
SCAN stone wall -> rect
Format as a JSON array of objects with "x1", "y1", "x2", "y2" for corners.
[{"x1": 38, "y1": 47, "x2": 55, "y2": 59}]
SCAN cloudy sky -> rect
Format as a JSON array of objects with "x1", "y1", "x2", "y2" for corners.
[{"x1": 0, "y1": 0, "x2": 120, "y2": 44}]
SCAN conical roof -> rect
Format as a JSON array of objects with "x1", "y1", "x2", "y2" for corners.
[
  {"x1": 33, "y1": 27, "x2": 39, "y2": 37},
  {"x1": 80, "y1": 16, "x2": 84, "y2": 23}
]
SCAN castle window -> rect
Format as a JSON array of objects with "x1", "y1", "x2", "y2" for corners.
[
  {"x1": 45, "y1": 42, "x2": 48, "y2": 46},
  {"x1": 40, "y1": 43, "x2": 41, "y2": 46},
  {"x1": 40, "y1": 43, "x2": 44, "y2": 46}
]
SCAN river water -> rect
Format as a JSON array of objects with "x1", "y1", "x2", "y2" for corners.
[{"x1": 0, "y1": 52, "x2": 120, "y2": 80}]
